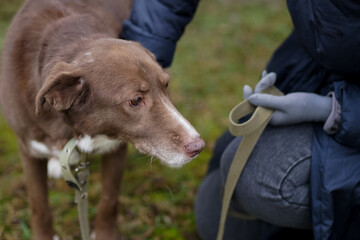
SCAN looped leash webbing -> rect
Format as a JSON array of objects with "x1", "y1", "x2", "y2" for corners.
[
  {"x1": 60, "y1": 139, "x2": 91, "y2": 240},
  {"x1": 216, "y1": 86, "x2": 283, "y2": 240}
]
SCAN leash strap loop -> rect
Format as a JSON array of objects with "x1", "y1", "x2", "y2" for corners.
[{"x1": 216, "y1": 86, "x2": 283, "y2": 240}]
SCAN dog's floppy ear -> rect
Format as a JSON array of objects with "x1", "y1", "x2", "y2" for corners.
[{"x1": 35, "y1": 62, "x2": 88, "y2": 115}]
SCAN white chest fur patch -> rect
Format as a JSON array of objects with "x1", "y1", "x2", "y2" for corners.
[
  {"x1": 47, "y1": 157, "x2": 63, "y2": 179},
  {"x1": 76, "y1": 135, "x2": 122, "y2": 154},
  {"x1": 29, "y1": 141, "x2": 62, "y2": 179},
  {"x1": 29, "y1": 140, "x2": 61, "y2": 159}
]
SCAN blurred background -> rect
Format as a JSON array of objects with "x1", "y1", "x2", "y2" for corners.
[{"x1": 0, "y1": 0, "x2": 292, "y2": 239}]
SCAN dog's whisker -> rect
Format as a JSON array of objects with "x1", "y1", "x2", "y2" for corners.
[
  {"x1": 166, "y1": 184, "x2": 174, "y2": 199},
  {"x1": 144, "y1": 155, "x2": 154, "y2": 168},
  {"x1": 149, "y1": 156, "x2": 155, "y2": 167},
  {"x1": 134, "y1": 155, "x2": 151, "y2": 161}
]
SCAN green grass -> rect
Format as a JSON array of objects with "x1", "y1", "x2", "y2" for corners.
[{"x1": 0, "y1": 0, "x2": 292, "y2": 239}]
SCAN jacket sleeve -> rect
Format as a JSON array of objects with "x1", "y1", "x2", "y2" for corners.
[
  {"x1": 121, "y1": 0, "x2": 199, "y2": 68},
  {"x1": 332, "y1": 81, "x2": 360, "y2": 148},
  {"x1": 287, "y1": 0, "x2": 360, "y2": 76}
]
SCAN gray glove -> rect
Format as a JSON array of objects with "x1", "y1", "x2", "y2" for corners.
[{"x1": 245, "y1": 71, "x2": 332, "y2": 126}]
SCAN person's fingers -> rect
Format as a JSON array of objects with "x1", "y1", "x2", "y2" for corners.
[
  {"x1": 243, "y1": 85, "x2": 253, "y2": 99},
  {"x1": 248, "y1": 93, "x2": 285, "y2": 109},
  {"x1": 254, "y1": 72, "x2": 276, "y2": 93},
  {"x1": 261, "y1": 70, "x2": 267, "y2": 78}
]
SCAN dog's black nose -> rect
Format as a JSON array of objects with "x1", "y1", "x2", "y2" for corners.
[{"x1": 184, "y1": 137, "x2": 205, "y2": 157}]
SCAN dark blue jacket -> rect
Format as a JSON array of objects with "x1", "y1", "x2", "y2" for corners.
[
  {"x1": 121, "y1": 0, "x2": 199, "y2": 68},
  {"x1": 122, "y1": 0, "x2": 360, "y2": 239},
  {"x1": 268, "y1": 1, "x2": 360, "y2": 239}
]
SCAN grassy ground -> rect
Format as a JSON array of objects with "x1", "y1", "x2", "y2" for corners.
[{"x1": 0, "y1": 0, "x2": 292, "y2": 239}]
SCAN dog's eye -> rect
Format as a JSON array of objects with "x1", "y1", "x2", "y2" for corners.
[{"x1": 129, "y1": 97, "x2": 142, "y2": 107}]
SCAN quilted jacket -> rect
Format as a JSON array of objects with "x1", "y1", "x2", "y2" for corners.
[{"x1": 122, "y1": 0, "x2": 360, "y2": 239}]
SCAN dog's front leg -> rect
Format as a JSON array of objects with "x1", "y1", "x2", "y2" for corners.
[
  {"x1": 95, "y1": 142, "x2": 127, "y2": 240},
  {"x1": 20, "y1": 149, "x2": 55, "y2": 240}
]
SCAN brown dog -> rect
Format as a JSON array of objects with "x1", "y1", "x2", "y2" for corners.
[{"x1": 0, "y1": 0, "x2": 205, "y2": 239}]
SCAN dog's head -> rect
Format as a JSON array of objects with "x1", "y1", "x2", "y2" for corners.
[{"x1": 35, "y1": 39, "x2": 204, "y2": 167}]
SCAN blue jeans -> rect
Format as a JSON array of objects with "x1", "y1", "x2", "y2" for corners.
[{"x1": 195, "y1": 124, "x2": 313, "y2": 240}]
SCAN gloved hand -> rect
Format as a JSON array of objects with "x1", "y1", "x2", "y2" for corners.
[
  {"x1": 248, "y1": 89, "x2": 332, "y2": 126},
  {"x1": 243, "y1": 70, "x2": 332, "y2": 126}
]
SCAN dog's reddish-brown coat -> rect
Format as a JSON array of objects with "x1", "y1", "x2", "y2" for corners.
[{"x1": 0, "y1": 0, "x2": 204, "y2": 239}]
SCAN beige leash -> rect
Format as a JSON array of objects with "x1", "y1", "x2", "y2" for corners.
[
  {"x1": 60, "y1": 139, "x2": 91, "y2": 240},
  {"x1": 216, "y1": 86, "x2": 283, "y2": 240}
]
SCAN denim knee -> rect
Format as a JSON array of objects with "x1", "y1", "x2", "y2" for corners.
[
  {"x1": 279, "y1": 156, "x2": 310, "y2": 208},
  {"x1": 220, "y1": 124, "x2": 313, "y2": 229}
]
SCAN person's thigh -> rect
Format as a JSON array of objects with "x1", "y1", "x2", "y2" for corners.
[{"x1": 220, "y1": 123, "x2": 313, "y2": 229}]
